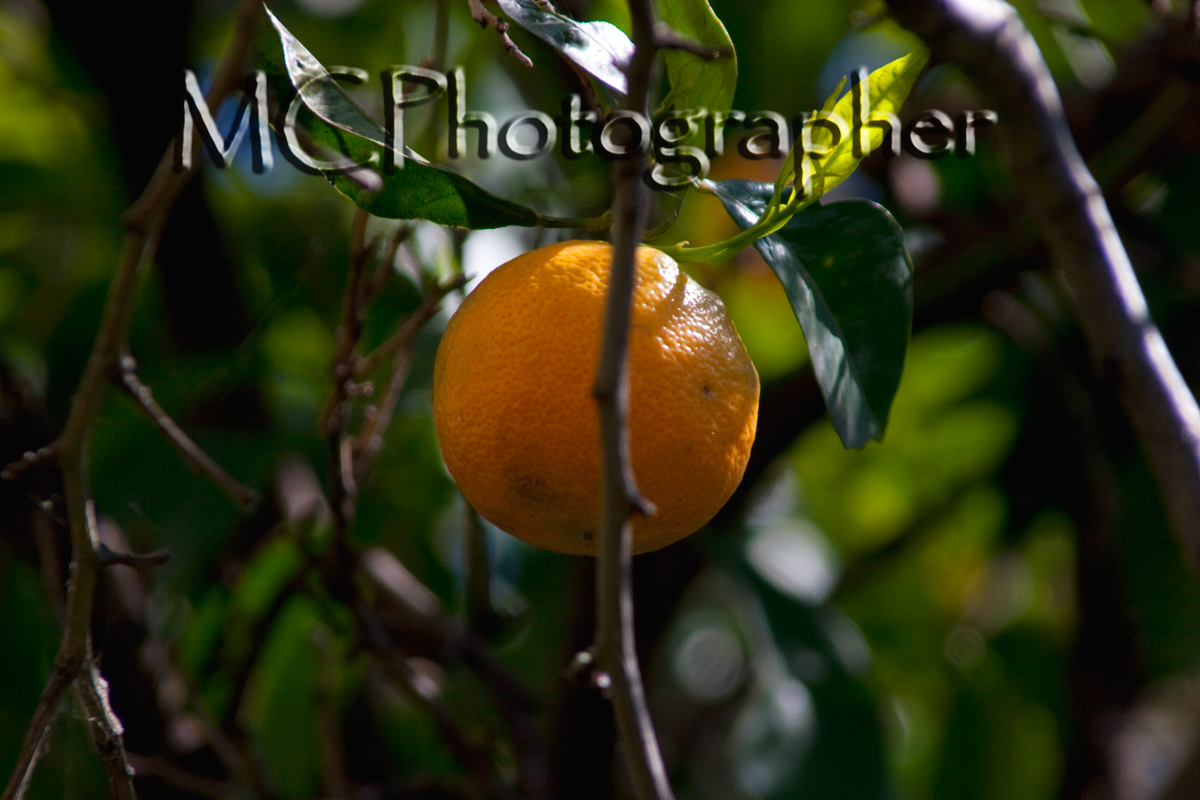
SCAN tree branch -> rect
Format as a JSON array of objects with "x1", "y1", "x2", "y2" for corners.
[
  {"x1": 353, "y1": 274, "x2": 468, "y2": 377},
  {"x1": 466, "y1": 0, "x2": 534, "y2": 68},
  {"x1": 117, "y1": 354, "x2": 258, "y2": 510},
  {"x1": 0, "y1": 2, "x2": 264, "y2": 798},
  {"x1": 96, "y1": 543, "x2": 171, "y2": 569},
  {"x1": 886, "y1": 0, "x2": 1200, "y2": 572},
  {"x1": 590, "y1": 0, "x2": 675, "y2": 799}
]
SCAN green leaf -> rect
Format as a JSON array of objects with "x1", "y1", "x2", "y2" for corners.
[
  {"x1": 787, "y1": 49, "x2": 928, "y2": 200},
  {"x1": 256, "y1": 6, "x2": 579, "y2": 228},
  {"x1": 714, "y1": 180, "x2": 912, "y2": 448},
  {"x1": 657, "y1": 0, "x2": 737, "y2": 118},
  {"x1": 495, "y1": 0, "x2": 634, "y2": 93},
  {"x1": 658, "y1": 51, "x2": 925, "y2": 265}
]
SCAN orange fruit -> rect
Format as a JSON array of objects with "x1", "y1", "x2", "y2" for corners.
[{"x1": 432, "y1": 240, "x2": 759, "y2": 555}]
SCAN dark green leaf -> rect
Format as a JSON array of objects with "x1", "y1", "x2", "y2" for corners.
[
  {"x1": 256, "y1": 7, "x2": 544, "y2": 227},
  {"x1": 714, "y1": 180, "x2": 912, "y2": 448},
  {"x1": 495, "y1": 0, "x2": 634, "y2": 94},
  {"x1": 657, "y1": 0, "x2": 737, "y2": 118}
]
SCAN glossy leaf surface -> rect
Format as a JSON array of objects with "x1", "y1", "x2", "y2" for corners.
[
  {"x1": 496, "y1": 0, "x2": 634, "y2": 94},
  {"x1": 657, "y1": 0, "x2": 737, "y2": 118},
  {"x1": 257, "y1": 6, "x2": 546, "y2": 228},
  {"x1": 715, "y1": 180, "x2": 912, "y2": 448}
]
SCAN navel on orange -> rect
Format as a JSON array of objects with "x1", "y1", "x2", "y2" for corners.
[{"x1": 432, "y1": 240, "x2": 759, "y2": 555}]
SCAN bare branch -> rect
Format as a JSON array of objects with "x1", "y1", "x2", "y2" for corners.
[
  {"x1": 2, "y1": 2, "x2": 265, "y2": 797},
  {"x1": 1, "y1": 443, "x2": 58, "y2": 481},
  {"x1": 886, "y1": 0, "x2": 1200, "y2": 573},
  {"x1": 464, "y1": 503, "x2": 504, "y2": 637},
  {"x1": 117, "y1": 354, "x2": 258, "y2": 510},
  {"x1": 124, "y1": 755, "x2": 236, "y2": 800},
  {"x1": 590, "y1": 1, "x2": 676, "y2": 799},
  {"x1": 467, "y1": 0, "x2": 534, "y2": 68},
  {"x1": 75, "y1": 660, "x2": 136, "y2": 800},
  {"x1": 353, "y1": 274, "x2": 468, "y2": 377},
  {"x1": 96, "y1": 543, "x2": 171, "y2": 569},
  {"x1": 361, "y1": 547, "x2": 549, "y2": 799},
  {"x1": 357, "y1": 602, "x2": 505, "y2": 797},
  {"x1": 353, "y1": 345, "x2": 414, "y2": 481}
]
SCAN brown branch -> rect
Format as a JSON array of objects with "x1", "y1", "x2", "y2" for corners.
[
  {"x1": 352, "y1": 346, "x2": 413, "y2": 482},
  {"x1": 124, "y1": 754, "x2": 237, "y2": 800},
  {"x1": 75, "y1": 659, "x2": 137, "y2": 800},
  {"x1": 467, "y1": 0, "x2": 534, "y2": 68},
  {"x1": 1, "y1": 2, "x2": 265, "y2": 798},
  {"x1": 1, "y1": 443, "x2": 58, "y2": 481},
  {"x1": 96, "y1": 543, "x2": 171, "y2": 569},
  {"x1": 353, "y1": 274, "x2": 467, "y2": 377},
  {"x1": 885, "y1": 0, "x2": 1200, "y2": 573},
  {"x1": 316, "y1": 216, "x2": 546, "y2": 797},
  {"x1": 361, "y1": 547, "x2": 548, "y2": 800},
  {"x1": 323, "y1": 208, "x2": 374, "y2": 526},
  {"x1": 589, "y1": 1, "x2": 675, "y2": 799},
  {"x1": 357, "y1": 601, "x2": 506, "y2": 799},
  {"x1": 117, "y1": 354, "x2": 258, "y2": 510}
]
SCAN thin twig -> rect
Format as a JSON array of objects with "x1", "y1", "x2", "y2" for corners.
[
  {"x1": 362, "y1": 224, "x2": 413, "y2": 306},
  {"x1": 357, "y1": 602, "x2": 507, "y2": 798},
  {"x1": 589, "y1": 1, "x2": 675, "y2": 799},
  {"x1": 0, "y1": 3, "x2": 264, "y2": 798},
  {"x1": 353, "y1": 274, "x2": 468, "y2": 377},
  {"x1": 117, "y1": 354, "x2": 258, "y2": 510},
  {"x1": 324, "y1": 208, "x2": 373, "y2": 524},
  {"x1": 96, "y1": 543, "x2": 171, "y2": 569},
  {"x1": 886, "y1": 0, "x2": 1200, "y2": 573},
  {"x1": 467, "y1": 0, "x2": 534, "y2": 68},
  {"x1": 352, "y1": 346, "x2": 413, "y2": 482},
  {"x1": 361, "y1": 548, "x2": 548, "y2": 800},
  {"x1": 318, "y1": 217, "x2": 547, "y2": 797},
  {"x1": 124, "y1": 754, "x2": 237, "y2": 800},
  {"x1": 1, "y1": 443, "x2": 58, "y2": 481}
]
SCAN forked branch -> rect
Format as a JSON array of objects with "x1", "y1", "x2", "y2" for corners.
[{"x1": 0, "y1": 2, "x2": 264, "y2": 798}]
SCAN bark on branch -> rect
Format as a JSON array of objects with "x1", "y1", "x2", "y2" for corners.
[{"x1": 590, "y1": 0, "x2": 676, "y2": 798}]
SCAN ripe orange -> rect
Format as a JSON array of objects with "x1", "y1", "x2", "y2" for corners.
[{"x1": 432, "y1": 240, "x2": 759, "y2": 555}]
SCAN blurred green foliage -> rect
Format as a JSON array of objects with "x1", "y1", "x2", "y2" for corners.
[{"x1": 3, "y1": 0, "x2": 1200, "y2": 799}]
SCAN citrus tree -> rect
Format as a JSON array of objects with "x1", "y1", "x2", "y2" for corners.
[{"x1": 5, "y1": 1, "x2": 1200, "y2": 800}]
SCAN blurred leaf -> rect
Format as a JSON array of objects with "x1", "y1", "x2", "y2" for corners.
[
  {"x1": 257, "y1": 7, "x2": 560, "y2": 228},
  {"x1": 232, "y1": 538, "x2": 303, "y2": 620},
  {"x1": 245, "y1": 595, "x2": 325, "y2": 800},
  {"x1": 730, "y1": 547, "x2": 888, "y2": 800},
  {"x1": 714, "y1": 180, "x2": 912, "y2": 448},
  {"x1": 657, "y1": 0, "x2": 737, "y2": 117},
  {"x1": 495, "y1": 0, "x2": 634, "y2": 93}
]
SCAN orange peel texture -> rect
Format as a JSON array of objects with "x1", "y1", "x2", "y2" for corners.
[{"x1": 433, "y1": 240, "x2": 760, "y2": 555}]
